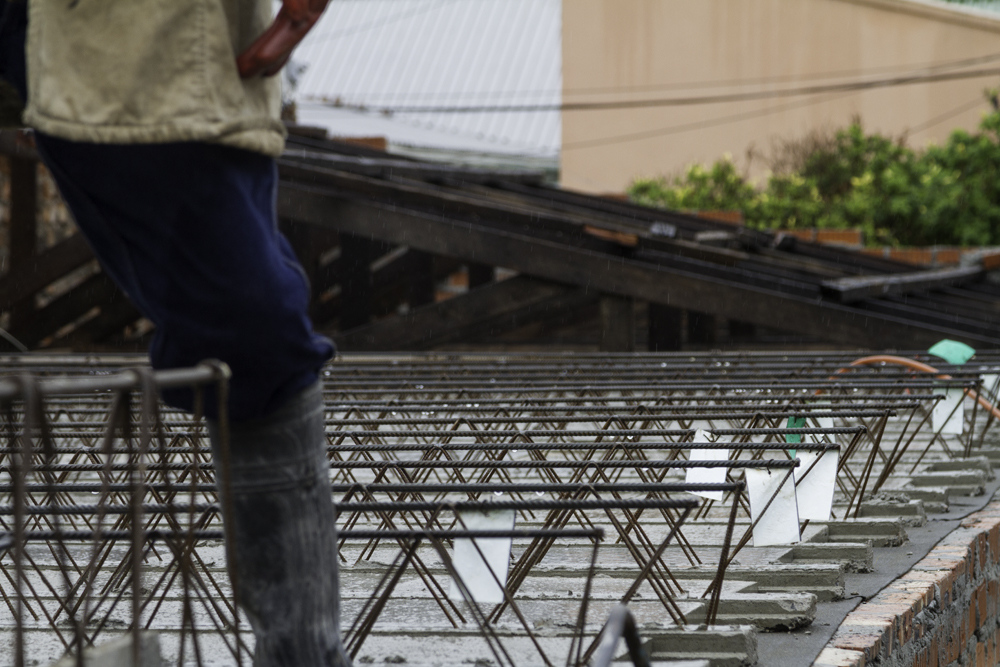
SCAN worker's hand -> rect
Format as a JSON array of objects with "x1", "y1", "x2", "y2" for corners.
[{"x1": 237, "y1": 0, "x2": 328, "y2": 78}]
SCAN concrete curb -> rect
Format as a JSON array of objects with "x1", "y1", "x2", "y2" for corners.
[
  {"x1": 50, "y1": 632, "x2": 161, "y2": 667},
  {"x1": 812, "y1": 501, "x2": 1000, "y2": 667}
]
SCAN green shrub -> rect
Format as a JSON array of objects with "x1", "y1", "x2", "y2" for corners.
[{"x1": 628, "y1": 109, "x2": 1000, "y2": 246}]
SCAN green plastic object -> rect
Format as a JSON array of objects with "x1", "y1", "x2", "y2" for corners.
[
  {"x1": 928, "y1": 339, "x2": 976, "y2": 366},
  {"x1": 785, "y1": 416, "x2": 805, "y2": 458}
]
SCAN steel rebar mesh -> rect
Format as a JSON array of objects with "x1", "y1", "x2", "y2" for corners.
[{"x1": 0, "y1": 351, "x2": 993, "y2": 666}]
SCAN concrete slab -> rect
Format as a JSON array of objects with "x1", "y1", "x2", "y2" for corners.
[
  {"x1": 858, "y1": 499, "x2": 925, "y2": 527},
  {"x1": 672, "y1": 564, "x2": 845, "y2": 602},
  {"x1": 815, "y1": 519, "x2": 907, "y2": 548},
  {"x1": 683, "y1": 593, "x2": 816, "y2": 631},
  {"x1": 925, "y1": 456, "x2": 994, "y2": 480},
  {"x1": 647, "y1": 625, "x2": 757, "y2": 667},
  {"x1": 49, "y1": 633, "x2": 162, "y2": 667},
  {"x1": 791, "y1": 542, "x2": 873, "y2": 573},
  {"x1": 908, "y1": 469, "x2": 987, "y2": 487}
]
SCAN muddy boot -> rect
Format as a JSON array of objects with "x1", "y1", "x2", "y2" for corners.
[{"x1": 209, "y1": 381, "x2": 349, "y2": 667}]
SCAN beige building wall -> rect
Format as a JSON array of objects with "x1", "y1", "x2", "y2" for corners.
[{"x1": 560, "y1": 0, "x2": 1000, "y2": 193}]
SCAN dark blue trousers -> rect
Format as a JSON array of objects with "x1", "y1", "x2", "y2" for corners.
[{"x1": 35, "y1": 136, "x2": 335, "y2": 421}]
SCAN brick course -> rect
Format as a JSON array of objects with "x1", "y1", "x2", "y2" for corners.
[{"x1": 813, "y1": 501, "x2": 1000, "y2": 667}]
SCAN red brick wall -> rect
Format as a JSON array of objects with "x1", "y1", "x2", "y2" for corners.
[
  {"x1": 857, "y1": 247, "x2": 1000, "y2": 268},
  {"x1": 814, "y1": 502, "x2": 1000, "y2": 667},
  {"x1": 783, "y1": 228, "x2": 864, "y2": 248}
]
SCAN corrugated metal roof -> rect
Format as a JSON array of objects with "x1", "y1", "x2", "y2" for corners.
[{"x1": 293, "y1": 0, "x2": 561, "y2": 158}]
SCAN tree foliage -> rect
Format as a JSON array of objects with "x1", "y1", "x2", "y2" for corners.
[{"x1": 628, "y1": 110, "x2": 1000, "y2": 246}]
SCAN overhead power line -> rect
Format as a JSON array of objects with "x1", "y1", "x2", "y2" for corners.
[
  {"x1": 561, "y1": 92, "x2": 852, "y2": 151},
  {"x1": 318, "y1": 66, "x2": 1000, "y2": 114},
  {"x1": 562, "y1": 92, "x2": 990, "y2": 151},
  {"x1": 301, "y1": 49, "x2": 1000, "y2": 103},
  {"x1": 557, "y1": 49, "x2": 1000, "y2": 98},
  {"x1": 906, "y1": 95, "x2": 988, "y2": 135}
]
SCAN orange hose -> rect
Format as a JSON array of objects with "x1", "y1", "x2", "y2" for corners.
[{"x1": 830, "y1": 354, "x2": 1000, "y2": 421}]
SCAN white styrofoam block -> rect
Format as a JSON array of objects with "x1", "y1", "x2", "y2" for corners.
[
  {"x1": 685, "y1": 428, "x2": 728, "y2": 502},
  {"x1": 51, "y1": 633, "x2": 161, "y2": 667},
  {"x1": 981, "y1": 374, "x2": 999, "y2": 400},
  {"x1": 794, "y1": 450, "x2": 838, "y2": 522},
  {"x1": 449, "y1": 509, "x2": 515, "y2": 604},
  {"x1": 810, "y1": 416, "x2": 835, "y2": 442},
  {"x1": 746, "y1": 467, "x2": 801, "y2": 546},
  {"x1": 932, "y1": 387, "x2": 965, "y2": 435}
]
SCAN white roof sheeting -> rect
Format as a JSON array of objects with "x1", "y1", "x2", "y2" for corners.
[{"x1": 293, "y1": 0, "x2": 561, "y2": 158}]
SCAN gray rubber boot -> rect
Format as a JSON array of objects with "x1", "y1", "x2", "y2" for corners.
[{"x1": 209, "y1": 381, "x2": 349, "y2": 667}]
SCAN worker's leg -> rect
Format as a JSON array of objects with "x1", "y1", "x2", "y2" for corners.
[
  {"x1": 34, "y1": 135, "x2": 334, "y2": 420},
  {"x1": 209, "y1": 381, "x2": 347, "y2": 667},
  {"x1": 33, "y1": 136, "x2": 347, "y2": 667}
]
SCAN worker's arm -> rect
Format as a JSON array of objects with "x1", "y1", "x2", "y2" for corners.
[{"x1": 237, "y1": 0, "x2": 328, "y2": 78}]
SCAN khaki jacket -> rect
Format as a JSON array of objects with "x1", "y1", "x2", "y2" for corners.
[{"x1": 24, "y1": 0, "x2": 286, "y2": 156}]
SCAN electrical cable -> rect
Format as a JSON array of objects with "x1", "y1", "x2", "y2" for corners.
[
  {"x1": 300, "y1": 49, "x2": 1000, "y2": 103},
  {"x1": 318, "y1": 66, "x2": 1000, "y2": 114},
  {"x1": 562, "y1": 92, "x2": 849, "y2": 151},
  {"x1": 557, "y1": 49, "x2": 1000, "y2": 97},
  {"x1": 564, "y1": 94, "x2": 990, "y2": 151},
  {"x1": 905, "y1": 95, "x2": 987, "y2": 135}
]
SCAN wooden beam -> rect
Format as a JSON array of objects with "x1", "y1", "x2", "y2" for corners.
[
  {"x1": 57, "y1": 292, "x2": 142, "y2": 349},
  {"x1": 0, "y1": 233, "x2": 94, "y2": 310},
  {"x1": 278, "y1": 161, "x2": 680, "y2": 261},
  {"x1": 7, "y1": 157, "x2": 36, "y2": 329},
  {"x1": 687, "y1": 310, "x2": 717, "y2": 345},
  {"x1": 821, "y1": 266, "x2": 983, "y2": 303},
  {"x1": 648, "y1": 304, "x2": 683, "y2": 351},
  {"x1": 280, "y1": 156, "x2": 916, "y2": 281},
  {"x1": 312, "y1": 238, "x2": 393, "y2": 297},
  {"x1": 468, "y1": 263, "x2": 494, "y2": 289},
  {"x1": 279, "y1": 218, "x2": 338, "y2": 292},
  {"x1": 408, "y1": 249, "x2": 436, "y2": 308},
  {"x1": 11, "y1": 273, "x2": 116, "y2": 348},
  {"x1": 277, "y1": 186, "x2": 1000, "y2": 349},
  {"x1": 282, "y1": 149, "x2": 545, "y2": 185},
  {"x1": 0, "y1": 130, "x2": 39, "y2": 161},
  {"x1": 599, "y1": 295, "x2": 635, "y2": 352},
  {"x1": 727, "y1": 319, "x2": 757, "y2": 341},
  {"x1": 334, "y1": 276, "x2": 581, "y2": 351},
  {"x1": 311, "y1": 250, "x2": 462, "y2": 328},
  {"x1": 338, "y1": 234, "x2": 374, "y2": 330}
]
